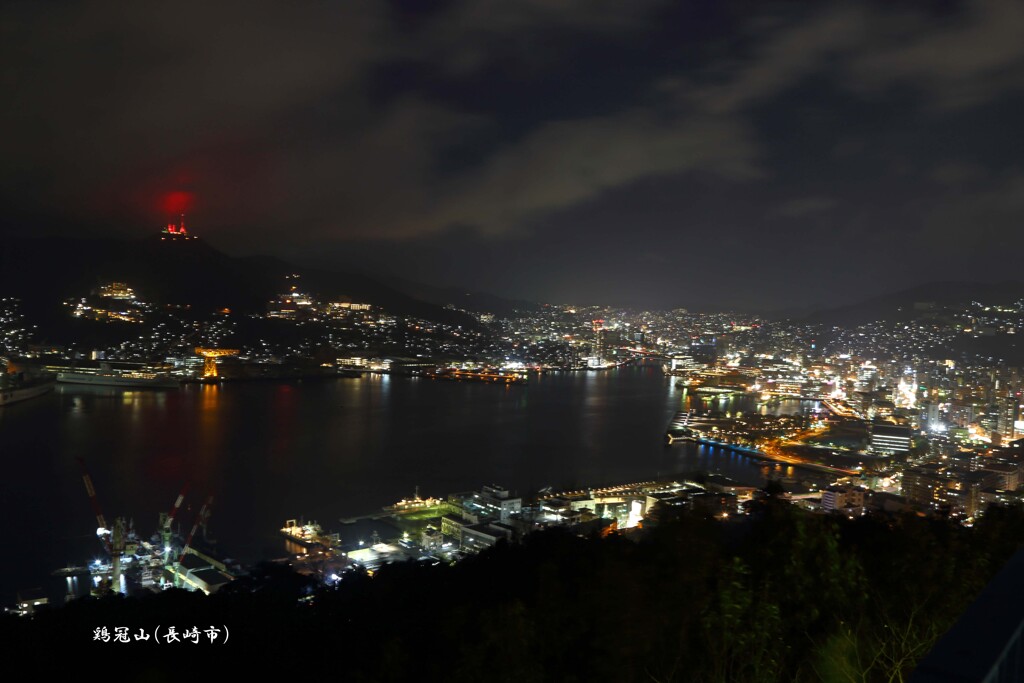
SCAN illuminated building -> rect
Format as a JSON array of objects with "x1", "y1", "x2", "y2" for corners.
[
  {"x1": 902, "y1": 465, "x2": 992, "y2": 517},
  {"x1": 921, "y1": 401, "x2": 941, "y2": 432},
  {"x1": 857, "y1": 363, "x2": 878, "y2": 391},
  {"x1": 766, "y1": 378, "x2": 805, "y2": 396},
  {"x1": 902, "y1": 464, "x2": 952, "y2": 510},
  {"x1": 668, "y1": 355, "x2": 703, "y2": 372},
  {"x1": 473, "y1": 485, "x2": 522, "y2": 521},
  {"x1": 461, "y1": 523, "x2": 514, "y2": 552},
  {"x1": 998, "y1": 393, "x2": 1023, "y2": 441},
  {"x1": 689, "y1": 342, "x2": 717, "y2": 366},
  {"x1": 592, "y1": 319, "x2": 606, "y2": 364},
  {"x1": 440, "y1": 514, "x2": 475, "y2": 544},
  {"x1": 869, "y1": 399, "x2": 896, "y2": 420},
  {"x1": 67, "y1": 282, "x2": 147, "y2": 322},
  {"x1": 894, "y1": 375, "x2": 918, "y2": 409},
  {"x1": 327, "y1": 301, "x2": 372, "y2": 315},
  {"x1": 821, "y1": 485, "x2": 866, "y2": 514},
  {"x1": 980, "y1": 463, "x2": 1020, "y2": 491},
  {"x1": 267, "y1": 290, "x2": 315, "y2": 319},
  {"x1": 97, "y1": 282, "x2": 135, "y2": 300},
  {"x1": 446, "y1": 485, "x2": 523, "y2": 525},
  {"x1": 870, "y1": 423, "x2": 912, "y2": 455},
  {"x1": 420, "y1": 526, "x2": 442, "y2": 552}
]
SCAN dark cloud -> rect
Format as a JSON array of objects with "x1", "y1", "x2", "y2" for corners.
[
  {"x1": 2, "y1": 0, "x2": 1023, "y2": 308},
  {"x1": 771, "y1": 197, "x2": 838, "y2": 218},
  {"x1": 929, "y1": 162, "x2": 989, "y2": 187},
  {"x1": 690, "y1": 3, "x2": 866, "y2": 114},
  {"x1": 847, "y1": 0, "x2": 1024, "y2": 108},
  {"x1": 924, "y1": 172, "x2": 1024, "y2": 253},
  {"x1": 423, "y1": 109, "x2": 761, "y2": 238}
]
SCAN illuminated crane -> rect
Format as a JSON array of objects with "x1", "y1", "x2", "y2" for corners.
[
  {"x1": 75, "y1": 458, "x2": 133, "y2": 594},
  {"x1": 159, "y1": 482, "x2": 190, "y2": 567},
  {"x1": 175, "y1": 495, "x2": 214, "y2": 588},
  {"x1": 194, "y1": 347, "x2": 239, "y2": 378},
  {"x1": 75, "y1": 457, "x2": 108, "y2": 547}
]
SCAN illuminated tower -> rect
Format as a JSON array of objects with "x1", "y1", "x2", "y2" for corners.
[
  {"x1": 592, "y1": 319, "x2": 606, "y2": 364},
  {"x1": 161, "y1": 214, "x2": 196, "y2": 240}
]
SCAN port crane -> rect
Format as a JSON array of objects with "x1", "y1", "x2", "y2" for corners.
[
  {"x1": 174, "y1": 494, "x2": 214, "y2": 588},
  {"x1": 75, "y1": 458, "x2": 137, "y2": 593},
  {"x1": 76, "y1": 457, "x2": 108, "y2": 550},
  {"x1": 159, "y1": 482, "x2": 190, "y2": 567},
  {"x1": 194, "y1": 347, "x2": 239, "y2": 378}
]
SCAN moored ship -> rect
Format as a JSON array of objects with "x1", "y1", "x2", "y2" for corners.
[
  {"x1": 383, "y1": 487, "x2": 443, "y2": 513},
  {"x1": 55, "y1": 361, "x2": 180, "y2": 389},
  {"x1": 0, "y1": 374, "x2": 56, "y2": 406},
  {"x1": 427, "y1": 369, "x2": 527, "y2": 385},
  {"x1": 281, "y1": 519, "x2": 340, "y2": 549}
]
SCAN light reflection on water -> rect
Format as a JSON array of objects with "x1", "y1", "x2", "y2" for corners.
[
  {"x1": 2, "y1": 365, "x2": 788, "y2": 602},
  {"x1": 679, "y1": 388, "x2": 822, "y2": 418}
]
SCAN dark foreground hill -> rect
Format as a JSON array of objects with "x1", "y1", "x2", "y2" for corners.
[{"x1": 6, "y1": 500, "x2": 1024, "y2": 680}]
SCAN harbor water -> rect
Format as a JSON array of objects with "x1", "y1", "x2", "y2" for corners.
[{"x1": 0, "y1": 365, "x2": 805, "y2": 603}]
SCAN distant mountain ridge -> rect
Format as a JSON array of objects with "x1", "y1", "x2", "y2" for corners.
[
  {"x1": 382, "y1": 275, "x2": 544, "y2": 316},
  {"x1": 0, "y1": 235, "x2": 479, "y2": 335},
  {"x1": 805, "y1": 281, "x2": 1024, "y2": 325}
]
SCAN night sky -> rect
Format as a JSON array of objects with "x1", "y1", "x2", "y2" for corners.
[{"x1": 3, "y1": 0, "x2": 1024, "y2": 310}]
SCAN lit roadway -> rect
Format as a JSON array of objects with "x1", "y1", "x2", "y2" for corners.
[
  {"x1": 822, "y1": 398, "x2": 863, "y2": 420},
  {"x1": 757, "y1": 444, "x2": 858, "y2": 477},
  {"x1": 755, "y1": 425, "x2": 859, "y2": 477}
]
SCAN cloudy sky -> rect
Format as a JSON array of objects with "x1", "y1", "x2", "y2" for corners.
[{"x1": 3, "y1": 0, "x2": 1024, "y2": 310}]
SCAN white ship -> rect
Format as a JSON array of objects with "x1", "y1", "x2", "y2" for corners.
[
  {"x1": 56, "y1": 365, "x2": 180, "y2": 389},
  {"x1": 0, "y1": 377, "x2": 56, "y2": 406}
]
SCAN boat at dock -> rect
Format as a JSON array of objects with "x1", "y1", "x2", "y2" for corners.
[
  {"x1": 281, "y1": 519, "x2": 340, "y2": 549},
  {"x1": 383, "y1": 488, "x2": 443, "y2": 514},
  {"x1": 427, "y1": 369, "x2": 527, "y2": 385},
  {"x1": 56, "y1": 362, "x2": 180, "y2": 389},
  {"x1": 0, "y1": 373, "x2": 55, "y2": 407}
]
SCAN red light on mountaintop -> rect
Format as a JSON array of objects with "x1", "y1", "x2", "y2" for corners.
[{"x1": 161, "y1": 191, "x2": 195, "y2": 215}]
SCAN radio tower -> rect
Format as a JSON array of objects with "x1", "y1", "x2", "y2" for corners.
[{"x1": 161, "y1": 213, "x2": 195, "y2": 240}]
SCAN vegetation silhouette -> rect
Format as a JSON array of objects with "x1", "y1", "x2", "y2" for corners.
[{"x1": 6, "y1": 503, "x2": 1024, "y2": 680}]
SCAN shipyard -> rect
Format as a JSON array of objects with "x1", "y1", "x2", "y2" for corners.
[
  {"x1": 16, "y1": 463, "x2": 761, "y2": 614},
  {"x1": 23, "y1": 447, "x2": 973, "y2": 616}
]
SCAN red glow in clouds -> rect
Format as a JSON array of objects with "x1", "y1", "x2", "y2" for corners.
[{"x1": 161, "y1": 191, "x2": 195, "y2": 215}]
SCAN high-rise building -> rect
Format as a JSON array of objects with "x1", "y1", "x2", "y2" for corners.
[
  {"x1": 689, "y1": 342, "x2": 717, "y2": 366},
  {"x1": 592, "y1": 320, "x2": 606, "y2": 364},
  {"x1": 870, "y1": 423, "x2": 912, "y2": 455},
  {"x1": 999, "y1": 393, "x2": 1023, "y2": 441},
  {"x1": 902, "y1": 464, "x2": 949, "y2": 509},
  {"x1": 919, "y1": 401, "x2": 941, "y2": 432}
]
